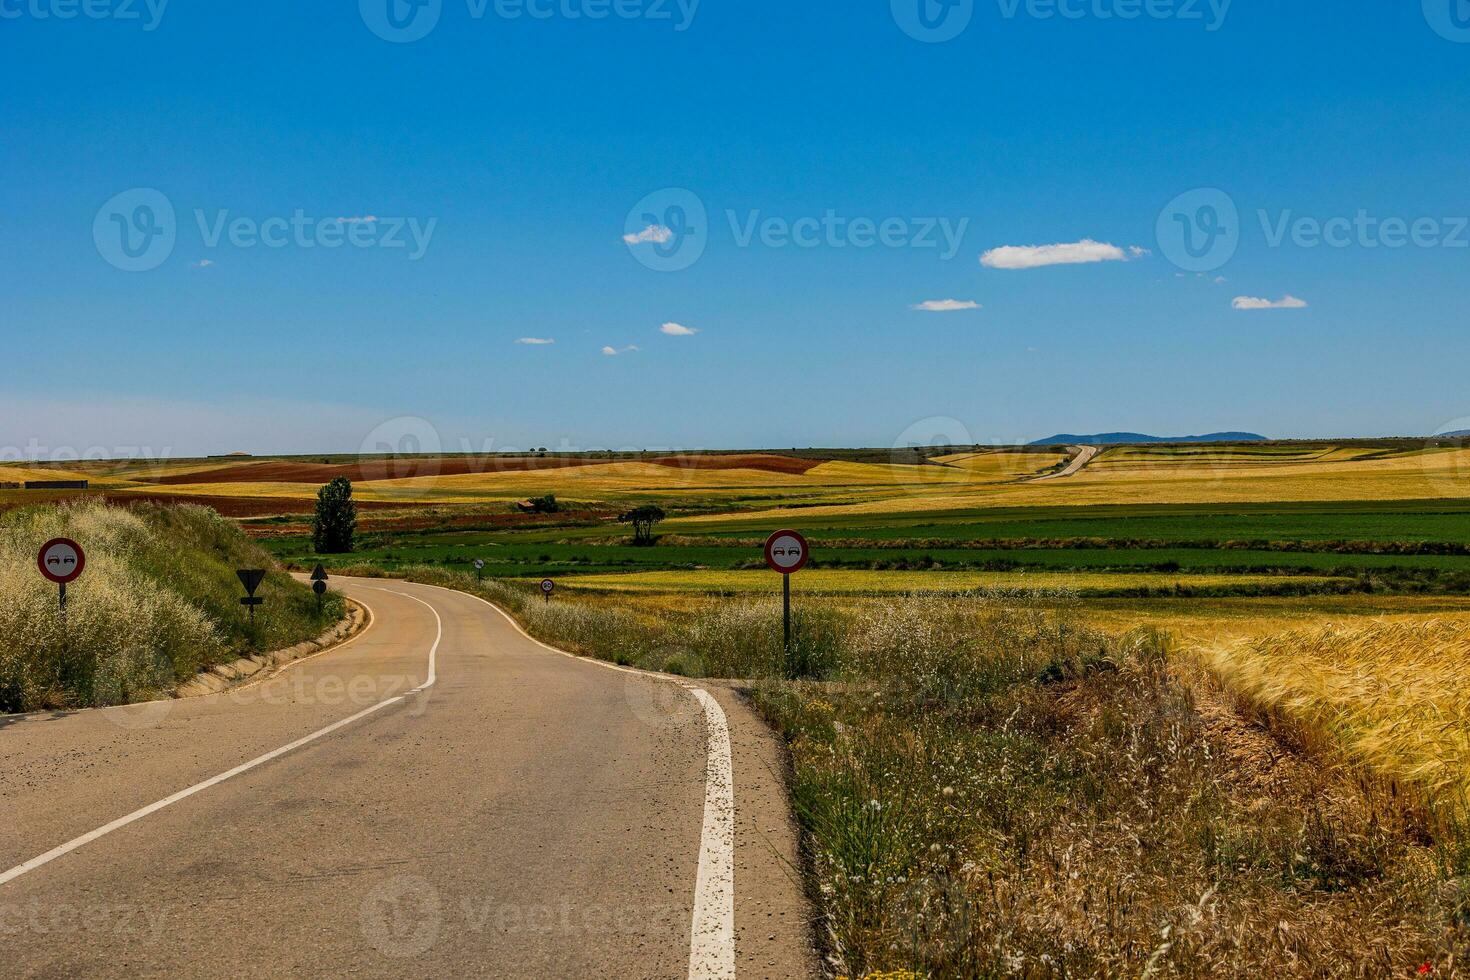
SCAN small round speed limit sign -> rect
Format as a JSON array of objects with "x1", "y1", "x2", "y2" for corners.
[{"x1": 764, "y1": 530, "x2": 810, "y2": 574}]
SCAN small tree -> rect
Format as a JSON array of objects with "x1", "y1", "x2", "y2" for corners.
[
  {"x1": 313, "y1": 477, "x2": 357, "y2": 553},
  {"x1": 619, "y1": 504, "x2": 666, "y2": 546}
]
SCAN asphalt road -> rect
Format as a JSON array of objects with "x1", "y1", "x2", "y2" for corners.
[
  {"x1": 1030, "y1": 444, "x2": 1102, "y2": 481},
  {"x1": 0, "y1": 578, "x2": 816, "y2": 978}
]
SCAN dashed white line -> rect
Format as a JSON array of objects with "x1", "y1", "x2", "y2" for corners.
[{"x1": 0, "y1": 588, "x2": 440, "y2": 889}]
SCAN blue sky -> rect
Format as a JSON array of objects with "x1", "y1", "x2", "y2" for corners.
[{"x1": 3, "y1": 1, "x2": 1469, "y2": 457}]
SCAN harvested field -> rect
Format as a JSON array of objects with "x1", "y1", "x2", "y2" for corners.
[
  {"x1": 143, "y1": 456, "x2": 607, "y2": 485},
  {"x1": 142, "y1": 452, "x2": 826, "y2": 485},
  {"x1": 642, "y1": 454, "x2": 823, "y2": 474}
]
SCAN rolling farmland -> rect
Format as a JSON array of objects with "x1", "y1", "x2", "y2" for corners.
[{"x1": 10, "y1": 439, "x2": 1470, "y2": 975}]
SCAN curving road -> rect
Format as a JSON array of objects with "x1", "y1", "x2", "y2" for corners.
[
  {"x1": 1029, "y1": 444, "x2": 1101, "y2": 482},
  {"x1": 0, "y1": 578, "x2": 815, "y2": 978}
]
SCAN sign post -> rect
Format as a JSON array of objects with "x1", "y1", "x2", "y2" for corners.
[
  {"x1": 310, "y1": 564, "x2": 329, "y2": 613},
  {"x1": 540, "y1": 578, "x2": 555, "y2": 604},
  {"x1": 237, "y1": 569, "x2": 266, "y2": 627},
  {"x1": 474, "y1": 559, "x2": 485, "y2": 582},
  {"x1": 763, "y1": 530, "x2": 810, "y2": 670},
  {"x1": 38, "y1": 537, "x2": 86, "y2": 613}
]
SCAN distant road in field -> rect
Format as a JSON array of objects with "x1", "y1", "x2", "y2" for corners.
[
  {"x1": 1029, "y1": 444, "x2": 1102, "y2": 482},
  {"x1": 0, "y1": 579, "x2": 814, "y2": 978}
]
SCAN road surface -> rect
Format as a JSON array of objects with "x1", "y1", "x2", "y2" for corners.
[
  {"x1": 1029, "y1": 444, "x2": 1101, "y2": 481},
  {"x1": 0, "y1": 578, "x2": 816, "y2": 978}
]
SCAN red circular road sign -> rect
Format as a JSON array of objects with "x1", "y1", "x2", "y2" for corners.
[
  {"x1": 38, "y1": 538, "x2": 86, "y2": 584},
  {"x1": 540, "y1": 579, "x2": 555, "y2": 595},
  {"x1": 764, "y1": 530, "x2": 810, "y2": 574}
]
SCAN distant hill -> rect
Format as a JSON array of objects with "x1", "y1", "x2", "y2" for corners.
[{"x1": 1030, "y1": 432, "x2": 1268, "y2": 446}]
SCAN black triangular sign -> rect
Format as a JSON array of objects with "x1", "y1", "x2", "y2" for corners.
[
  {"x1": 310, "y1": 564, "x2": 328, "y2": 581},
  {"x1": 237, "y1": 569, "x2": 266, "y2": 596}
]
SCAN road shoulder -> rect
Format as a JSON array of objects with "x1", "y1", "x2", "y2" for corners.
[{"x1": 703, "y1": 682, "x2": 822, "y2": 979}]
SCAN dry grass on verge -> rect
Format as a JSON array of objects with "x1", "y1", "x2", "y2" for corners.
[{"x1": 754, "y1": 608, "x2": 1467, "y2": 978}]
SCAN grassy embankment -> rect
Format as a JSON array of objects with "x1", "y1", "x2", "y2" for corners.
[{"x1": 0, "y1": 501, "x2": 344, "y2": 713}]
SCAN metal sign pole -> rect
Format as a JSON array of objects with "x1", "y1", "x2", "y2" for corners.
[
  {"x1": 59, "y1": 581, "x2": 67, "y2": 613},
  {"x1": 782, "y1": 572, "x2": 791, "y2": 662}
]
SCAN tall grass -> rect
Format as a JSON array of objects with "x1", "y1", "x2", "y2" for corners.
[
  {"x1": 759, "y1": 619, "x2": 1456, "y2": 978},
  {"x1": 0, "y1": 501, "x2": 342, "y2": 712}
]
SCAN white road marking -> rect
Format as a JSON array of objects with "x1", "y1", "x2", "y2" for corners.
[
  {"x1": 686, "y1": 687, "x2": 736, "y2": 980},
  {"x1": 224, "y1": 596, "x2": 379, "y2": 698},
  {"x1": 408, "y1": 579, "x2": 740, "y2": 979},
  {"x1": 0, "y1": 588, "x2": 440, "y2": 889}
]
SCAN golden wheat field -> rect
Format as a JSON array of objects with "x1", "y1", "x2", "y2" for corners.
[
  {"x1": 1075, "y1": 594, "x2": 1470, "y2": 643},
  {"x1": 1201, "y1": 620, "x2": 1470, "y2": 818}
]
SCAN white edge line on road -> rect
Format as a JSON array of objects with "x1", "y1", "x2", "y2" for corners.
[
  {"x1": 223, "y1": 595, "x2": 380, "y2": 698},
  {"x1": 686, "y1": 688, "x2": 737, "y2": 980},
  {"x1": 0, "y1": 588, "x2": 441, "y2": 890},
  {"x1": 403, "y1": 579, "x2": 738, "y2": 980}
]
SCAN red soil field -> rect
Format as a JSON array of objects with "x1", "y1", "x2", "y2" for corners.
[
  {"x1": 144, "y1": 453, "x2": 823, "y2": 485},
  {"x1": 0, "y1": 491, "x2": 418, "y2": 518}
]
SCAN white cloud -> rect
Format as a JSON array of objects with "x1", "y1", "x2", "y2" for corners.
[
  {"x1": 602, "y1": 344, "x2": 641, "y2": 356},
  {"x1": 1128, "y1": 246, "x2": 1151, "y2": 258},
  {"x1": 1232, "y1": 294, "x2": 1308, "y2": 310},
  {"x1": 336, "y1": 215, "x2": 378, "y2": 224},
  {"x1": 623, "y1": 224, "x2": 673, "y2": 246},
  {"x1": 1213, "y1": 275, "x2": 1228, "y2": 284},
  {"x1": 911, "y1": 299, "x2": 981, "y2": 312},
  {"x1": 192, "y1": 259, "x2": 214, "y2": 268},
  {"x1": 515, "y1": 337, "x2": 554, "y2": 345},
  {"x1": 980, "y1": 239, "x2": 1135, "y2": 270},
  {"x1": 660, "y1": 322, "x2": 699, "y2": 336}
]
